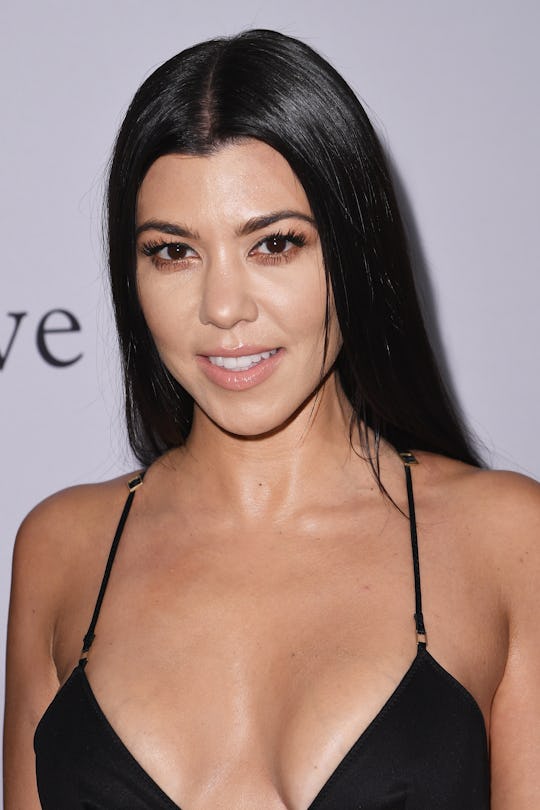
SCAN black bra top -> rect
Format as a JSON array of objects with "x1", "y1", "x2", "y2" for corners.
[{"x1": 34, "y1": 455, "x2": 490, "y2": 809}]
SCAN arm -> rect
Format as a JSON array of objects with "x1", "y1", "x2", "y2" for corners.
[
  {"x1": 3, "y1": 477, "x2": 127, "y2": 808},
  {"x1": 489, "y1": 474, "x2": 540, "y2": 808},
  {"x1": 3, "y1": 504, "x2": 63, "y2": 809}
]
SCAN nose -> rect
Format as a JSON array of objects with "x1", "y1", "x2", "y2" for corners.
[{"x1": 199, "y1": 257, "x2": 258, "y2": 329}]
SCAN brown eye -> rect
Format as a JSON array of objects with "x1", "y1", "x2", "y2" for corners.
[
  {"x1": 141, "y1": 241, "x2": 198, "y2": 264},
  {"x1": 265, "y1": 235, "x2": 288, "y2": 254},
  {"x1": 254, "y1": 232, "x2": 306, "y2": 258},
  {"x1": 164, "y1": 243, "x2": 189, "y2": 260}
]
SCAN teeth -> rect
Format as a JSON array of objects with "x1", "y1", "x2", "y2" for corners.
[{"x1": 208, "y1": 349, "x2": 277, "y2": 371}]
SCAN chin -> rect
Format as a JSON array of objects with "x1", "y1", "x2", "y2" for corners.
[
  {"x1": 203, "y1": 394, "x2": 317, "y2": 440},
  {"x1": 211, "y1": 412, "x2": 290, "y2": 440},
  {"x1": 222, "y1": 422, "x2": 288, "y2": 441}
]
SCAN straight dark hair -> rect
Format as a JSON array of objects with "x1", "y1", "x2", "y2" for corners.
[{"x1": 107, "y1": 28, "x2": 481, "y2": 471}]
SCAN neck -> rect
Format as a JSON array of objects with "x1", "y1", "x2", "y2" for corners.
[{"x1": 167, "y1": 374, "x2": 390, "y2": 519}]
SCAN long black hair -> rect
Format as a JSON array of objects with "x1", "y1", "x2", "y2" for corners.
[{"x1": 107, "y1": 28, "x2": 481, "y2": 469}]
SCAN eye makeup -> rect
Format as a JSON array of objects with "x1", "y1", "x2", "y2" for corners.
[{"x1": 138, "y1": 227, "x2": 309, "y2": 271}]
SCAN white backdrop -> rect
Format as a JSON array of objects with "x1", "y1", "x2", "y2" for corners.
[{"x1": 1, "y1": 0, "x2": 539, "y2": 775}]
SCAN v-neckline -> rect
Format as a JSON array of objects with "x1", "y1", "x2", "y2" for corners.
[{"x1": 72, "y1": 644, "x2": 485, "y2": 810}]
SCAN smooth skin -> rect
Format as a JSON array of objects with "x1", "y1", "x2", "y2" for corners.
[{"x1": 5, "y1": 140, "x2": 540, "y2": 809}]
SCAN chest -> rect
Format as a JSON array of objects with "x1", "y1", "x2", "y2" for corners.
[{"x1": 50, "y1": 510, "x2": 502, "y2": 809}]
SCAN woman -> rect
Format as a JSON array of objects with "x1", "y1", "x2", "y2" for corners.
[{"x1": 4, "y1": 28, "x2": 539, "y2": 810}]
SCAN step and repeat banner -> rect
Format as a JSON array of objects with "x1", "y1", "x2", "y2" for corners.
[{"x1": 2, "y1": 0, "x2": 539, "y2": 749}]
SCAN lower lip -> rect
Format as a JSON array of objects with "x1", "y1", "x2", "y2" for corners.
[{"x1": 196, "y1": 349, "x2": 284, "y2": 391}]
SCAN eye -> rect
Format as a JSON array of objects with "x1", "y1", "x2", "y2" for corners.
[
  {"x1": 140, "y1": 240, "x2": 198, "y2": 269},
  {"x1": 258, "y1": 234, "x2": 293, "y2": 254},
  {"x1": 250, "y1": 230, "x2": 307, "y2": 263},
  {"x1": 157, "y1": 243, "x2": 196, "y2": 261}
]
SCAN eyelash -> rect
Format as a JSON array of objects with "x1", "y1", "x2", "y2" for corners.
[{"x1": 139, "y1": 229, "x2": 307, "y2": 270}]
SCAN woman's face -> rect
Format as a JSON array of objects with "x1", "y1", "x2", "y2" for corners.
[{"x1": 135, "y1": 139, "x2": 342, "y2": 437}]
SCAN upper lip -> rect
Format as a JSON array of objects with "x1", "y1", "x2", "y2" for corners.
[{"x1": 199, "y1": 345, "x2": 280, "y2": 357}]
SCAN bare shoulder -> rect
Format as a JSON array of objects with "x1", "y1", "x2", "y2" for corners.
[
  {"x1": 11, "y1": 472, "x2": 143, "y2": 627},
  {"x1": 8, "y1": 471, "x2": 146, "y2": 688},
  {"x1": 413, "y1": 450, "x2": 540, "y2": 595},
  {"x1": 413, "y1": 446, "x2": 537, "y2": 505},
  {"x1": 15, "y1": 472, "x2": 141, "y2": 562},
  {"x1": 5, "y1": 474, "x2": 143, "y2": 808},
  {"x1": 417, "y1": 461, "x2": 540, "y2": 801},
  {"x1": 414, "y1": 449, "x2": 540, "y2": 527}
]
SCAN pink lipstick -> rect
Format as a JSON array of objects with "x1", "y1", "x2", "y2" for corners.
[{"x1": 196, "y1": 346, "x2": 284, "y2": 390}]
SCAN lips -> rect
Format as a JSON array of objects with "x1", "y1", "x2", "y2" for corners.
[{"x1": 197, "y1": 346, "x2": 283, "y2": 391}]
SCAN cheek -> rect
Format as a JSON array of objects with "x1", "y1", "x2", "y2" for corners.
[
  {"x1": 291, "y1": 274, "x2": 342, "y2": 361},
  {"x1": 271, "y1": 260, "x2": 329, "y2": 336},
  {"x1": 310, "y1": 275, "x2": 343, "y2": 373},
  {"x1": 137, "y1": 277, "x2": 191, "y2": 356},
  {"x1": 322, "y1": 306, "x2": 343, "y2": 373}
]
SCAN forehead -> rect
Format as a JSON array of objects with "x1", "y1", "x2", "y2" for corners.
[{"x1": 136, "y1": 139, "x2": 312, "y2": 225}]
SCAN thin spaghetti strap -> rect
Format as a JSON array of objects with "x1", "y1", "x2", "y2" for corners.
[
  {"x1": 79, "y1": 473, "x2": 145, "y2": 667},
  {"x1": 399, "y1": 452, "x2": 427, "y2": 647}
]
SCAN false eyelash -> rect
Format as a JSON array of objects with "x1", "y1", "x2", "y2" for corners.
[
  {"x1": 254, "y1": 229, "x2": 307, "y2": 250},
  {"x1": 139, "y1": 239, "x2": 186, "y2": 257},
  {"x1": 139, "y1": 230, "x2": 307, "y2": 256},
  {"x1": 138, "y1": 229, "x2": 309, "y2": 271}
]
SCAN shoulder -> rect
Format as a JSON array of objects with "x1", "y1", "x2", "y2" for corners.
[
  {"x1": 413, "y1": 451, "x2": 540, "y2": 606},
  {"x1": 11, "y1": 473, "x2": 143, "y2": 619},
  {"x1": 413, "y1": 449, "x2": 540, "y2": 522},
  {"x1": 15, "y1": 472, "x2": 141, "y2": 556}
]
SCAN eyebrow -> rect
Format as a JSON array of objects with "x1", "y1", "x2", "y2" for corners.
[
  {"x1": 135, "y1": 209, "x2": 317, "y2": 240},
  {"x1": 237, "y1": 210, "x2": 316, "y2": 236}
]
